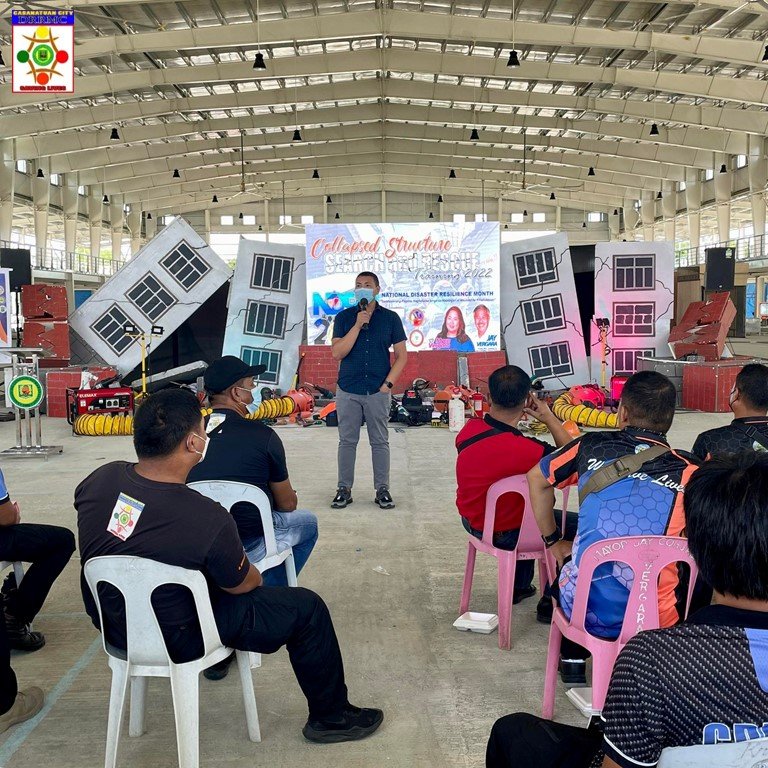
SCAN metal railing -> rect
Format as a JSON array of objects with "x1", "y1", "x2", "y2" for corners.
[
  {"x1": 675, "y1": 234, "x2": 767, "y2": 268},
  {"x1": 0, "y1": 240, "x2": 125, "y2": 278}
]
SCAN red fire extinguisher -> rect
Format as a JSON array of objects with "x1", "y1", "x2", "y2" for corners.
[{"x1": 471, "y1": 390, "x2": 484, "y2": 418}]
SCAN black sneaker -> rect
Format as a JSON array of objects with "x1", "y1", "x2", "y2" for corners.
[
  {"x1": 558, "y1": 658, "x2": 587, "y2": 687},
  {"x1": 303, "y1": 705, "x2": 384, "y2": 744},
  {"x1": 331, "y1": 487, "x2": 353, "y2": 509},
  {"x1": 374, "y1": 486, "x2": 395, "y2": 509},
  {"x1": 4, "y1": 612, "x2": 45, "y2": 652},
  {"x1": 203, "y1": 651, "x2": 235, "y2": 681},
  {"x1": 512, "y1": 585, "x2": 536, "y2": 605},
  {"x1": 536, "y1": 595, "x2": 554, "y2": 624}
]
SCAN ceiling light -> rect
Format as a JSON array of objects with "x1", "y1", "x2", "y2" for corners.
[
  {"x1": 428, "y1": 212, "x2": 434, "y2": 219},
  {"x1": 582, "y1": 221, "x2": 587, "y2": 228},
  {"x1": 719, "y1": 163, "x2": 728, "y2": 174},
  {"x1": 110, "y1": 127, "x2": 120, "y2": 140},
  {"x1": 326, "y1": 195, "x2": 332, "y2": 203},
  {"x1": 335, "y1": 212, "x2": 340, "y2": 219},
  {"x1": 613, "y1": 209, "x2": 619, "y2": 216},
  {"x1": 588, "y1": 166, "x2": 595, "y2": 176},
  {"x1": 258, "y1": 225, "x2": 263, "y2": 231},
  {"x1": 292, "y1": 128, "x2": 302, "y2": 141},
  {"x1": 0, "y1": 52, "x2": 4, "y2": 67},
  {"x1": 504, "y1": 223, "x2": 509, "y2": 229},
  {"x1": 172, "y1": 169, "x2": 181, "y2": 179},
  {"x1": 523, "y1": 209, "x2": 528, "y2": 217},
  {"x1": 763, "y1": 45, "x2": 768, "y2": 62},
  {"x1": 507, "y1": 50, "x2": 521, "y2": 67},
  {"x1": 238, "y1": 212, "x2": 243, "y2": 219},
  {"x1": 146, "y1": 212, "x2": 152, "y2": 220},
  {"x1": 657, "y1": 191, "x2": 663, "y2": 200},
  {"x1": 253, "y1": 52, "x2": 266, "y2": 70},
  {"x1": 470, "y1": 127, "x2": 480, "y2": 142},
  {"x1": 312, "y1": 169, "x2": 320, "y2": 179},
  {"x1": 36, "y1": 168, "x2": 44, "y2": 179},
  {"x1": 650, "y1": 123, "x2": 660, "y2": 137},
  {"x1": 437, "y1": 194, "x2": 444, "y2": 203},
  {"x1": 212, "y1": 194, "x2": 218, "y2": 203},
  {"x1": 102, "y1": 194, "x2": 109, "y2": 204},
  {"x1": 449, "y1": 169, "x2": 456, "y2": 179},
  {"x1": 549, "y1": 192, "x2": 555, "y2": 200}
]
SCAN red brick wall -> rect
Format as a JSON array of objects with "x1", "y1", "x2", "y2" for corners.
[
  {"x1": 45, "y1": 366, "x2": 118, "y2": 418},
  {"x1": 681, "y1": 359, "x2": 745, "y2": 413},
  {"x1": 298, "y1": 346, "x2": 507, "y2": 394}
]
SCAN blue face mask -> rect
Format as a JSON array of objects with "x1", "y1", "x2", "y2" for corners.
[
  {"x1": 246, "y1": 387, "x2": 262, "y2": 415},
  {"x1": 354, "y1": 287, "x2": 375, "y2": 304}
]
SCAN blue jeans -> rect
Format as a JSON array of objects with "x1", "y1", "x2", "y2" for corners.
[
  {"x1": 461, "y1": 511, "x2": 579, "y2": 593},
  {"x1": 242, "y1": 510, "x2": 319, "y2": 587}
]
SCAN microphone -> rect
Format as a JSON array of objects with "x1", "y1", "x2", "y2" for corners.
[{"x1": 359, "y1": 298, "x2": 369, "y2": 330}]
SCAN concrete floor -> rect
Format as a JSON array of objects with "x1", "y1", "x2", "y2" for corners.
[{"x1": 0, "y1": 388, "x2": 756, "y2": 766}]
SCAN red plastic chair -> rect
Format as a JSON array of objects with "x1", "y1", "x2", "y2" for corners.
[
  {"x1": 459, "y1": 475, "x2": 569, "y2": 650},
  {"x1": 542, "y1": 535, "x2": 698, "y2": 718}
]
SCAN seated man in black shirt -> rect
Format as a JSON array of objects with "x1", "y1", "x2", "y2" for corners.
[
  {"x1": 692, "y1": 362, "x2": 768, "y2": 459},
  {"x1": 486, "y1": 451, "x2": 768, "y2": 768},
  {"x1": 188, "y1": 356, "x2": 318, "y2": 588},
  {"x1": 75, "y1": 388, "x2": 382, "y2": 744}
]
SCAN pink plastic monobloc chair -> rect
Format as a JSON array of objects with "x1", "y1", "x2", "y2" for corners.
[
  {"x1": 542, "y1": 534, "x2": 698, "y2": 719},
  {"x1": 459, "y1": 475, "x2": 569, "y2": 650}
]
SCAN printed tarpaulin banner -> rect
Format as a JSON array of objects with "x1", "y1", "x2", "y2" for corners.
[
  {"x1": 12, "y1": 9, "x2": 75, "y2": 94},
  {"x1": 306, "y1": 222, "x2": 501, "y2": 352}
]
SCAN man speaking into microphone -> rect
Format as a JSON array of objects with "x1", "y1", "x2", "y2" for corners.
[{"x1": 330, "y1": 272, "x2": 407, "y2": 510}]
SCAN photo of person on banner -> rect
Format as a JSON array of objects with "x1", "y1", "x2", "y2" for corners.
[{"x1": 432, "y1": 306, "x2": 475, "y2": 352}]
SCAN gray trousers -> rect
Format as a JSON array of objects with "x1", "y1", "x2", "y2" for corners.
[{"x1": 336, "y1": 388, "x2": 391, "y2": 490}]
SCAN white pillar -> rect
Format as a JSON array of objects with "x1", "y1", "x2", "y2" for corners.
[
  {"x1": 109, "y1": 195, "x2": 124, "y2": 261},
  {"x1": 555, "y1": 205, "x2": 561, "y2": 231},
  {"x1": 32, "y1": 158, "x2": 51, "y2": 254},
  {"x1": 263, "y1": 199, "x2": 270, "y2": 239},
  {"x1": 127, "y1": 207, "x2": 141, "y2": 255},
  {"x1": 62, "y1": 173, "x2": 79, "y2": 256},
  {"x1": 203, "y1": 209, "x2": 211, "y2": 245},
  {"x1": 748, "y1": 135, "x2": 767, "y2": 239},
  {"x1": 685, "y1": 168, "x2": 702, "y2": 249},
  {"x1": 757, "y1": 276, "x2": 766, "y2": 318},
  {"x1": 662, "y1": 180, "x2": 676, "y2": 243},
  {"x1": 0, "y1": 140, "x2": 15, "y2": 243},
  {"x1": 323, "y1": 197, "x2": 328, "y2": 224},
  {"x1": 380, "y1": 190, "x2": 386, "y2": 222},
  {"x1": 438, "y1": 197, "x2": 444, "y2": 223},
  {"x1": 608, "y1": 208, "x2": 621, "y2": 241},
  {"x1": 497, "y1": 196, "x2": 503, "y2": 223},
  {"x1": 641, "y1": 190, "x2": 655, "y2": 242},
  {"x1": 88, "y1": 187, "x2": 103, "y2": 261},
  {"x1": 714, "y1": 153, "x2": 731, "y2": 243},
  {"x1": 622, "y1": 199, "x2": 639, "y2": 240}
]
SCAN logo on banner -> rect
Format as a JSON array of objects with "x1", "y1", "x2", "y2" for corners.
[
  {"x1": 8, "y1": 375, "x2": 44, "y2": 410},
  {"x1": 12, "y1": 10, "x2": 74, "y2": 94}
]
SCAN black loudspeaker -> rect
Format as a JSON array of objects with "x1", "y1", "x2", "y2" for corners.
[
  {"x1": 0, "y1": 248, "x2": 32, "y2": 291},
  {"x1": 705, "y1": 247, "x2": 735, "y2": 291}
]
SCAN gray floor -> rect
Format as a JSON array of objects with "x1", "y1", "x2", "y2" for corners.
[{"x1": 0, "y1": 401, "x2": 740, "y2": 768}]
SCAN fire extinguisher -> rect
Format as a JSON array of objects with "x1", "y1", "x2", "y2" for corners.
[{"x1": 471, "y1": 390, "x2": 484, "y2": 418}]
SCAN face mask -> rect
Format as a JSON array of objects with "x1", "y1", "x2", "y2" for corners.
[
  {"x1": 354, "y1": 287, "x2": 375, "y2": 304},
  {"x1": 246, "y1": 387, "x2": 262, "y2": 415},
  {"x1": 190, "y1": 432, "x2": 209, "y2": 464}
]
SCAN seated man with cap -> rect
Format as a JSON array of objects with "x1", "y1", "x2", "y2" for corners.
[{"x1": 189, "y1": 356, "x2": 318, "y2": 588}]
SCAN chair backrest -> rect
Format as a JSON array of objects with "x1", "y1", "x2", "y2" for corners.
[
  {"x1": 482, "y1": 475, "x2": 570, "y2": 552},
  {"x1": 567, "y1": 535, "x2": 698, "y2": 643},
  {"x1": 657, "y1": 739, "x2": 768, "y2": 767},
  {"x1": 188, "y1": 480, "x2": 277, "y2": 557},
  {"x1": 83, "y1": 555, "x2": 223, "y2": 666}
]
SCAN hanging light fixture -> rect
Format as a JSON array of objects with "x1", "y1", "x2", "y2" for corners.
[
  {"x1": 507, "y1": 0, "x2": 520, "y2": 67},
  {"x1": 36, "y1": 168, "x2": 44, "y2": 179},
  {"x1": 312, "y1": 169, "x2": 320, "y2": 179},
  {"x1": 0, "y1": 51, "x2": 4, "y2": 67},
  {"x1": 212, "y1": 194, "x2": 218, "y2": 203},
  {"x1": 239, "y1": 212, "x2": 244, "y2": 219},
  {"x1": 110, "y1": 127, "x2": 120, "y2": 140},
  {"x1": 146, "y1": 212, "x2": 152, "y2": 220},
  {"x1": 582, "y1": 221, "x2": 587, "y2": 228},
  {"x1": 523, "y1": 209, "x2": 528, "y2": 217},
  {"x1": 549, "y1": 192, "x2": 555, "y2": 200},
  {"x1": 719, "y1": 163, "x2": 728, "y2": 174},
  {"x1": 258, "y1": 224, "x2": 263, "y2": 231},
  {"x1": 173, "y1": 168, "x2": 181, "y2": 179},
  {"x1": 470, "y1": 127, "x2": 480, "y2": 142},
  {"x1": 437, "y1": 194, "x2": 444, "y2": 203},
  {"x1": 650, "y1": 123, "x2": 660, "y2": 136},
  {"x1": 613, "y1": 208, "x2": 619, "y2": 216},
  {"x1": 588, "y1": 166, "x2": 595, "y2": 176},
  {"x1": 253, "y1": 0, "x2": 266, "y2": 69},
  {"x1": 326, "y1": 195, "x2": 333, "y2": 203},
  {"x1": 102, "y1": 193, "x2": 109, "y2": 204},
  {"x1": 253, "y1": 52, "x2": 266, "y2": 70},
  {"x1": 763, "y1": 44, "x2": 768, "y2": 62},
  {"x1": 292, "y1": 128, "x2": 302, "y2": 142},
  {"x1": 428, "y1": 211, "x2": 434, "y2": 219},
  {"x1": 335, "y1": 212, "x2": 340, "y2": 219},
  {"x1": 449, "y1": 169, "x2": 457, "y2": 179},
  {"x1": 657, "y1": 191, "x2": 663, "y2": 200}
]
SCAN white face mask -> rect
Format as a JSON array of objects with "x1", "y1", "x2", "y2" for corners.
[
  {"x1": 190, "y1": 432, "x2": 209, "y2": 464},
  {"x1": 235, "y1": 384, "x2": 261, "y2": 415}
]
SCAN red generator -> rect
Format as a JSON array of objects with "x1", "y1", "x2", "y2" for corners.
[{"x1": 66, "y1": 387, "x2": 134, "y2": 425}]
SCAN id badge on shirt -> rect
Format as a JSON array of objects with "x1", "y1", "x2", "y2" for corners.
[
  {"x1": 206, "y1": 413, "x2": 226, "y2": 433},
  {"x1": 107, "y1": 492, "x2": 145, "y2": 541}
]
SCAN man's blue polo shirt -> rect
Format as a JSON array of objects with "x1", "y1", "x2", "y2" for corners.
[{"x1": 332, "y1": 304, "x2": 406, "y2": 395}]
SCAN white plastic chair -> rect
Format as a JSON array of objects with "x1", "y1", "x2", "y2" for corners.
[
  {"x1": 188, "y1": 481, "x2": 298, "y2": 586},
  {"x1": 84, "y1": 555, "x2": 261, "y2": 768}
]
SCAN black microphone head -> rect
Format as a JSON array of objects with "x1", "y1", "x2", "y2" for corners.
[{"x1": 359, "y1": 298, "x2": 368, "y2": 310}]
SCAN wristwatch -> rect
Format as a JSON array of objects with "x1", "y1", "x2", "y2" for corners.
[
  {"x1": 542, "y1": 528, "x2": 562, "y2": 548},
  {"x1": 384, "y1": 381, "x2": 393, "y2": 389}
]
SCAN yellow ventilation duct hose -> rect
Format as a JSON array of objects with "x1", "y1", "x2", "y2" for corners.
[{"x1": 551, "y1": 392, "x2": 618, "y2": 429}]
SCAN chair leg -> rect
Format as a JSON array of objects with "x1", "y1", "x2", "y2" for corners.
[
  {"x1": 590, "y1": 650, "x2": 616, "y2": 714},
  {"x1": 169, "y1": 668, "x2": 200, "y2": 768},
  {"x1": 284, "y1": 552, "x2": 298, "y2": 588},
  {"x1": 128, "y1": 676, "x2": 148, "y2": 737},
  {"x1": 235, "y1": 650, "x2": 261, "y2": 743},
  {"x1": 497, "y1": 555, "x2": 516, "y2": 651},
  {"x1": 459, "y1": 543, "x2": 477, "y2": 614},
  {"x1": 542, "y1": 623, "x2": 563, "y2": 719},
  {"x1": 104, "y1": 660, "x2": 129, "y2": 768}
]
